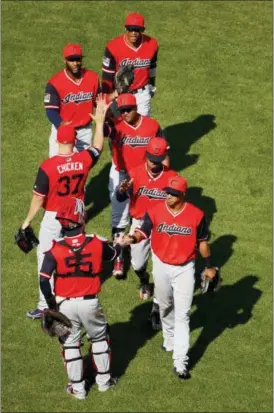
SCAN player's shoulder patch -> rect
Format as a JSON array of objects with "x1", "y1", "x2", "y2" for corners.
[
  {"x1": 103, "y1": 56, "x2": 111, "y2": 67},
  {"x1": 44, "y1": 93, "x2": 51, "y2": 103}
]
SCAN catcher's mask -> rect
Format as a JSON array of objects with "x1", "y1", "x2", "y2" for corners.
[{"x1": 56, "y1": 197, "x2": 85, "y2": 229}]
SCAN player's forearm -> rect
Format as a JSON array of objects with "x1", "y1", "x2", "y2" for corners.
[
  {"x1": 199, "y1": 241, "x2": 213, "y2": 267},
  {"x1": 92, "y1": 121, "x2": 105, "y2": 152},
  {"x1": 22, "y1": 194, "x2": 44, "y2": 229}
]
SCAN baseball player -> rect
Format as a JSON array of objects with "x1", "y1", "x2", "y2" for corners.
[
  {"x1": 102, "y1": 12, "x2": 158, "y2": 117},
  {"x1": 22, "y1": 97, "x2": 110, "y2": 319},
  {"x1": 39, "y1": 197, "x2": 119, "y2": 399},
  {"x1": 44, "y1": 43, "x2": 117, "y2": 157},
  {"x1": 116, "y1": 138, "x2": 177, "y2": 329},
  {"x1": 118, "y1": 176, "x2": 217, "y2": 379},
  {"x1": 105, "y1": 93, "x2": 168, "y2": 277}
]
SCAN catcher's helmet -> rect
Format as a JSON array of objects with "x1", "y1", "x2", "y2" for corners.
[{"x1": 56, "y1": 197, "x2": 85, "y2": 228}]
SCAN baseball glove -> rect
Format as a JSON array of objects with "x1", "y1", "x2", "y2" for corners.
[
  {"x1": 201, "y1": 267, "x2": 222, "y2": 294},
  {"x1": 41, "y1": 309, "x2": 72, "y2": 338},
  {"x1": 114, "y1": 64, "x2": 135, "y2": 94},
  {"x1": 14, "y1": 226, "x2": 39, "y2": 254}
]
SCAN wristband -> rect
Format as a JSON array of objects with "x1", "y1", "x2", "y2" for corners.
[
  {"x1": 128, "y1": 235, "x2": 137, "y2": 244},
  {"x1": 204, "y1": 256, "x2": 213, "y2": 268}
]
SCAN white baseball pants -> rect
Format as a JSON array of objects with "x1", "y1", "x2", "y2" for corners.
[
  {"x1": 134, "y1": 85, "x2": 152, "y2": 117},
  {"x1": 108, "y1": 162, "x2": 130, "y2": 229},
  {"x1": 152, "y1": 253, "x2": 195, "y2": 372},
  {"x1": 37, "y1": 211, "x2": 62, "y2": 310},
  {"x1": 49, "y1": 124, "x2": 93, "y2": 157},
  {"x1": 129, "y1": 218, "x2": 151, "y2": 271},
  {"x1": 59, "y1": 297, "x2": 111, "y2": 393}
]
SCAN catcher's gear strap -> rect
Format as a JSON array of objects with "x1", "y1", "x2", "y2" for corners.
[
  {"x1": 56, "y1": 236, "x2": 95, "y2": 278},
  {"x1": 91, "y1": 339, "x2": 111, "y2": 374}
]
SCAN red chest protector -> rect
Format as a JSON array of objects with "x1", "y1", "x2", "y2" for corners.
[{"x1": 50, "y1": 235, "x2": 103, "y2": 297}]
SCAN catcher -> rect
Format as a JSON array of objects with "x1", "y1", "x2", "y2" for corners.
[{"x1": 39, "y1": 197, "x2": 121, "y2": 399}]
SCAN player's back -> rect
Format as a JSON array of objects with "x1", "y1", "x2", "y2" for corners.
[{"x1": 40, "y1": 151, "x2": 93, "y2": 211}]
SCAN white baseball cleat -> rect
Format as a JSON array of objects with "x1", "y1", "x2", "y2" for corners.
[
  {"x1": 66, "y1": 384, "x2": 87, "y2": 400},
  {"x1": 98, "y1": 377, "x2": 118, "y2": 392}
]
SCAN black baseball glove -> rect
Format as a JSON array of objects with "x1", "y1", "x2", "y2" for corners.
[
  {"x1": 200, "y1": 267, "x2": 222, "y2": 294},
  {"x1": 41, "y1": 309, "x2": 72, "y2": 339},
  {"x1": 114, "y1": 64, "x2": 135, "y2": 94},
  {"x1": 14, "y1": 225, "x2": 39, "y2": 253}
]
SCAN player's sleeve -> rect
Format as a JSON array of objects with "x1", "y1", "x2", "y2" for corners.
[
  {"x1": 39, "y1": 251, "x2": 57, "y2": 299},
  {"x1": 102, "y1": 242, "x2": 122, "y2": 261},
  {"x1": 196, "y1": 215, "x2": 210, "y2": 241},
  {"x1": 102, "y1": 46, "x2": 116, "y2": 93},
  {"x1": 44, "y1": 83, "x2": 62, "y2": 128},
  {"x1": 33, "y1": 167, "x2": 49, "y2": 197},
  {"x1": 135, "y1": 212, "x2": 153, "y2": 239},
  {"x1": 86, "y1": 147, "x2": 102, "y2": 166}
]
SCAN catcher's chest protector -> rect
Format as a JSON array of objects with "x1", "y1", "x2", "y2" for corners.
[{"x1": 51, "y1": 236, "x2": 103, "y2": 277}]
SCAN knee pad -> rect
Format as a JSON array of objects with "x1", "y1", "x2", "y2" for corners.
[
  {"x1": 90, "y1": 338, "x2": 111, "y2": 374},
  {"x1": 62, "y1": 342, "x2": 83, "y2": 383}
]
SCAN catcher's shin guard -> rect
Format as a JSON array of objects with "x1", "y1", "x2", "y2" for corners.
[
  {"x1": 90, "y1": 337, "x2": 111, "y2": 375},
  {"x1": 61, "y1": 342, "x2": 85, "y2": 387}
]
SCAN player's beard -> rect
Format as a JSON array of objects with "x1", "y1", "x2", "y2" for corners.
[
  {"x1": 150, "y1": 164, "x2": 163, "y2": 174},
  {"x1": 66, "y1": 64, "x2": 82, "y2": 79}
]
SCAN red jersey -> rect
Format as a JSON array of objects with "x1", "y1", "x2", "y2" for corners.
[
  {"x1": 33, "y1": 148, "x2": 100, "y2": 211},
  {"x1": 128, "y1": 163, "x2": 177, "y2": 219},
  {"x1": 108, "y1": 115, "x2": 163, "y2": 171},
  {"x1": 44, "y1": 69, "x2": 100, "y2": 128},
  {"x1": 102, "y1": 34, "x2": 158, "y2": 92},
  {"x1": 137, "y1": 202, "x2": 208, "y2": 265},
  {"x1": 44, "y1": 234, "x2": 104, "y2": 297}
]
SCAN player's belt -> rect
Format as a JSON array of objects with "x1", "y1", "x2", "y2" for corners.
[
  {"x1": 66, "y1": 294, "x2": 97, "y2": 300},
  {"x1": 130, "y1": 86, "x2": 146, "y2": 94}
]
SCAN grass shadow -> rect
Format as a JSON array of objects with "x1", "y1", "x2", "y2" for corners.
[
  {"x1": 84, "y1": 162, "x2": 111, "y2": 223},
  {"x1": 189, "y1": 274, "x2": 262, "y2": 371},
  {"x1": 164, "y1": 114, "x2": 217, "y2": 172}
]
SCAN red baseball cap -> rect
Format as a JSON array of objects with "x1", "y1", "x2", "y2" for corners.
[
  {"x1": 146, "y1": 137, "x2": 169, "y2": 162},
  {"x1": 125, "y1": 12, "x2": 145, "y2": 30},
  {"x1": 164, "y1": 176, "x2": 188, "y2": 196},
  {"x1": 57, "y1": 125, "x2": 76, "y2": 144},
  {"x1": 63, "y1": 43, "x2": 82, "y2": 59},
  {"x1": 117, "y1": 93, "x2": 137, "y2": 110}
]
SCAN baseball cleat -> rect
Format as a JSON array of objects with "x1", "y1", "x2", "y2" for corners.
[
  {"x1": 139, "y1": 283, "x2": 151, "y2": 300},
  {"x1": 173, "y1": 367, "x2": 191, "y2": 380},
  {"x1": 66, "y1": 384, "x2": 87, "y2": 400},
  {"x1": 26, "y1": 308, "x2": 42, "y2": 320},
  {"x1": 112, "y1": 258, "x2": 124, "y2": 278},
  {"x1": 98, "y1": 377, "x2": 118, "y2": 392}
]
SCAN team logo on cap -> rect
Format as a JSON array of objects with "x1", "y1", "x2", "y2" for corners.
[{"x1": 157, "y1": 223, "x2": 192, "y2": 237}]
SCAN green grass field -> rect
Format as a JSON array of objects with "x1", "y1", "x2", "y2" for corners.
[{"x1": 2, "y1": 1, "x2": 272, "y2": 412}]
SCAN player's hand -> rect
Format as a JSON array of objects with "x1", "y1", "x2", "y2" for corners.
[
  {"x1": 202, "y1": 267, "x2": 217, "y2": 280},
  {"x1": 119, "y1": 178, "x2": 133, "y2": 193},
  {"x1": 116, "y1": 235, "x2": 133, "y2": 246},
  {"x1": 90, "y1": 95, "x2": 111, "y2": 124}
]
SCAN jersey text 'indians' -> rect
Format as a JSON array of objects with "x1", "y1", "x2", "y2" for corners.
[
  {"x1": 157, "y1": 223, "x2": 193, "y2": 236},
  {"x1": 120, "y1": 58, "x2": 151, "y2": 68},
  {"x1": 61, "y1": 91, "x2": 93, "y2": 104},
  {"x1": 136, "y1": 187, "x2": 167, "y2": 200},
  {"x1": 120, "y1": 136, "x2": 150, "y2": 147}
]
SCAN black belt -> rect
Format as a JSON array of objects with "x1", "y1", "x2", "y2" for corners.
[
  {"x1": 67, "y1": 294, "x2": 97, "y2": 300},
  {"x1": 130, "y1": 86, "x2": 146, "y2": 94}
]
